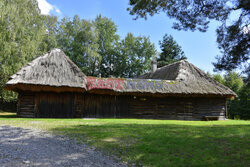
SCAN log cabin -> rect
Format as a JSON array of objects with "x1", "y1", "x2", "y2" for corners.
[
  {"x1": 4, "y1": 49, "x2": 86, "y2": 118},
  {"x1": 4, "y1": 49, "x2": 236, "y2": 120}
]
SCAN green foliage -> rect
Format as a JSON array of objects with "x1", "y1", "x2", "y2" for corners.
[
  {"x1": 224, "y1": 71, "x2": 244, "y2": 93},
  {"x1": 212, "y1": 72, "x2": 249, "y2": 119},
  {"x1": 57, "y1": 15, "x2": 156, "y2": 78},
  {"x1": 157, "y1": 34, "x2": 186, "y2": 67},
  {"x1": 56, "y1": 15, "x2": 101, "y2": 76},
  {"x1": 213, "y1": 0, "x2": 250, "y2": 76},
  {"x1": 128, "y1": 0, "x2": 249, "y2": 76},
  {"x1": 213, "y1": 74, "x2": 225, "y2": 85},
  {"x1": 128, "y1": 0, "x2": 229, "y2": 32},
  {"x1": 116, "y1": 33, "x2": 156, "y2": 77},
  {"x1": 94, "y1": 15, "x2": 120, "y2": 77},
  {"x1": 0, "y1": 0, "x2": 57, "y2": 101},
  {"x1": 228, "y1": 83, "x2": 250, "y2": 120},
  {"x1": 39, "y1": 15, "x2": 58, "y2": 52}
]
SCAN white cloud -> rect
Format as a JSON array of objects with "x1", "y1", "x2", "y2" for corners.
[
  {"x1": 37, "y1": 0, "x2": 61, "y2": 15},
  {"x1": 55, "y1": 8, "x2": 61, "y2": 14}
]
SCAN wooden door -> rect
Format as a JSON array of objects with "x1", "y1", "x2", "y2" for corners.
[
  {"x1": 83, "y1": 94, "x2": 116, "y2": 118},
  {"x1": 36, "y1": 92, "x2": 75, "y2": 118}
]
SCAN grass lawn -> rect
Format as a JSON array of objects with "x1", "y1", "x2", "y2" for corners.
[{"x1": 0, "y1": 111, "x2": 249, "y2": 167}]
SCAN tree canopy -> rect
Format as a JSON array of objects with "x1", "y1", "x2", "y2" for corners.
[
  {"x1": 0, "y1": 0, "x2": 56, "y2": 101},
  {"x1": 212, "y1": 72, "x2": 249, "y2": 119},
  {"x1": 116, "y1": 33, "x2": 156, "y2": 77},
  {"x1": 56, "y1": 15, "x2": 101, "y2": 76},
  {"x1": 94, "y1": 15, "x2": 120, "y2": 77},
  {"x1": 128, "y1": 0, "x2": 250, "y2": 76},
  {"x1": 157, "y1": 34, "x2": 186, "y2": 68},
  {"x1": 56, "y1": 15, "x2": 156, "y2": 78}
]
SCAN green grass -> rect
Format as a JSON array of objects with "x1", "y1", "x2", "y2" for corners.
[{"x1": 0, "y1": 111, "x2": 249, "y2": 167}]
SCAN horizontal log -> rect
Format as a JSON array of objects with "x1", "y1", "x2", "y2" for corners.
[
  {"x1": 19, "y1": 107, "x2": 34, "y2": 110},
  {"x1": 19, "y1": 112, "x2": 34, "y2": 116},
  {"x1": 20, "y1": 104, "x2": 34, "y2": 107}
]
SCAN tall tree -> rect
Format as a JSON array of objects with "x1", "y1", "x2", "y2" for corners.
[
  {"x1": 0, "y1": 0, "x2": 56, "y2": 101},
  {"x1": 57, "y1": 15, "x2": 101, "y2": 76},
  {"x1": 224, "y1": 71, "x2": 244, "y2": 93},
  {"x1": 57, "y1": 15, "x2": 156, "y2": 78},
  {"x1": 212, "y1": 72, "x2": 249, "y2": 119},
  {"x1": 235, "y1": 82, "x2": 250, "y2": 119},
  {"x1": 157, "y1": 34, "x2": 186, "y2": 67},
  {"x1": 127, "y1": 0, "x2": 250, "y2": 76},
  {"x1": 116, "y1": 33, "x2": 156, "y2": 77},
  {"x1": 93, "y1": 15, "x2": 120, "y2": 77}
]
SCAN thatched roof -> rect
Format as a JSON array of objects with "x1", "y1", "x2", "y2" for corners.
[
  {"x1": 5, "y1": 49, "x2": 86, "y2": 92},
  {"x1": 4, "y1": 49, "x2": 236, "y2": 98},
  {"x1": 137, "y1": 60, "x2": 236, "y2": 97},
  {"x1": 86, "y1": 76, "x2": 235, "y2": 98},
  {"x1": 85, "y1": 60, "x2": 236, "y2": 98}
]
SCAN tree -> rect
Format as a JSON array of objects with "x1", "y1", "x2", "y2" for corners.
[
  {"x1": 213, "y1": 71, "x2": 243, "y2": 94},
  {"x1": 93, "y1": 15, "x2": 120, "y2": 77},
  {"x1": 93, "y1": 15, "x2": 156, "y2": 78},
  {"x1": 39, "y1": 15, "x2": 58, "y2": 52},
  {"x1": 127, "y1": 0, "x2": 250, "y2": 76},
  {"x1": 0, "y1": 0, "x2": 56, "y2": 101},
  {"x1": 235, "y1": 83, "x2": 250, "y2": 119},
  {"x1": 57, "y1": 15, "x2": 156, "y2": 78},
  {"x1": 56, "y1": 15, "x2": 101, "y2": 76},
  {"x1": 157, "y1": 34, "x2": 186, "y2": 67},
  {"x1": 116, "y1": 33, "x2": 156, "y2": 77},
  {"x1": 213, "y1": 74, "x2": 225, "y2": 85},
  {"x1": 224, "y1": 71, "x2": 244, "y2": 93},
  {"x1": 212, "y1": 72, "x2": 249, "y2": 119}
]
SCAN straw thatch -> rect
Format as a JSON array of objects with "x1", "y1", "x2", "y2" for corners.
[
  {"x1": 137, "y1": 60, "x2": 236, "y2": 97},
  {"x1": 5, "y1": 49, "x2": 86, "y2": 92},
  {"x1": 85, "y1": 60, "x2": 236, "y2": 98}
]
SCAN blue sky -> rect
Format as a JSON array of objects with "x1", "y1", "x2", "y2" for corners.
[{"x1": 41, "y1": 0, "x2": 222, "y2": 73}]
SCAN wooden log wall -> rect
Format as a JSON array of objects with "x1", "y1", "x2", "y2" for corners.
[
  {"x1": 193, "y1": 98, "x2": 226, "y2": 120},
  {"x1": 17, "y1": 92, "x2": 84, "y2": 118},
  {"x1": 83, "y1": 94, "x2": 227, "y2": 120},
  {"x1": 130, "y1": 96, "x2": 226, "y2": 120},
  {"x1": 75, "y1": 94, "x2": 84, "y2": 118},
  {"x1": 17, "y1": 93, "x2": 35, "y2": 117},
  {"x1": 17, "y1": 91, "x2": 227, "y2": 120}
]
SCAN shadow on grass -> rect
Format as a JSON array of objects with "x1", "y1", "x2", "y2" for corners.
[{"x1": 51, "y1": 122, "x2": 250, "y2": 167}]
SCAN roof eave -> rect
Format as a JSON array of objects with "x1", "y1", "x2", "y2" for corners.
[{"x1": 4, "y1": 83, "x2": 86, "y2": 93}]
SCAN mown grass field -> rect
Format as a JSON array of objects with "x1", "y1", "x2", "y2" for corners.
[{"x1": 0, "y1": 111, "x2": 249, "y2": 167}]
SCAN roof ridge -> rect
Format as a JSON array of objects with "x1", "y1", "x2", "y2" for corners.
[
  {"x1": 155, "y1": 59, "x2": 186, "y2": 71},
  {"x1": 138, "y1": 60, "x2": 185, "y2": 79},
  {"x1": 137, "y1": 59, "x2": 236, "y2": 97}
]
